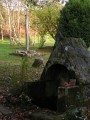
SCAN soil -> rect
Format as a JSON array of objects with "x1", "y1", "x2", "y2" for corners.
[{"x1": 0, "y1": 84, "x2": 57, "y2": 120}]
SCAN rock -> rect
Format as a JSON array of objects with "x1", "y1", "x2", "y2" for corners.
[
  {"x1": 32, "y1": 58, "x2": 44, "y2": 67},
  {"x1": 41, "y1": 36, "x2": 90, "y2": 84},
  {"x1": 0, "y1": 104, "x2": 12, "y2": 115},
  {"x1": 10, "y1": 50, "x2": 41, "y2": 57},
  {"x1": 28, "y1": 36, "x2": 90, "y2": 112},
  {"x1": 30, "y1": 112, "x2": 61, "y2": 120},
  {"x1": 40, "y1": 36, "x2": 90, "y2": 104}
]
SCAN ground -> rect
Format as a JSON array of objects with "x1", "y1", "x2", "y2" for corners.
[
  {"x1": 0, "y1": 45, "x2": 56, "y2": 120},
  {"x1": 0, "y1": 42, "x2": 90, "y2": 120},
  {"x1": 0, "y1": 83, "x2": 58, "y2": 120}
]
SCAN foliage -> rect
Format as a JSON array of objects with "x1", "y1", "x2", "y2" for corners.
[
  {"x1": 9, "y1": 67, "x2": 22, "y2": 96},
  {"x1": 58, "y1": 0, "x2": 90, "y2": 47},
  {"x1": 36, "y1": 2, "x2": 61, "y2": 38},
  {"x1": 19, "y1": 92, "x2": 31, "y2": 105},
  {"x1": 39, "y1": 36, "x2": 46, "y2": 48},
  {"x1": 0, "y1": 39, "x2": 52, "y2": 96},
  {"x1": 30, "y1": 2, "x2": 62, "y2": 47},
  {"x1": 64, "y1": 106, "x2": 86, "y2": 120},
  {"x1": 20, "y1": 57, "x2": 30, "y2": 83},
  {"x1": 9, "y1": 57, "x2": 31, "y2": 96},
  {"x1": 6, "y1": 58, "x2": 32, "y2": 105}
]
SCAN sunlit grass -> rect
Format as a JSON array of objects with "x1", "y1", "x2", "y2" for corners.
[
  {"x1": 0, "y1": 38, "x2": 53, "y2": 83},
  {"x1": 0, "y1": 38, "x2": 53, "y2": 64},
  {"x1": 0, "y1": 40, "x2": 23, "y2": 64}
]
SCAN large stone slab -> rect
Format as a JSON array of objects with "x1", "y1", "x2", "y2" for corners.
[
  {"x1": 29, "y1": 112, "x2": 63, "y2": 120},
  {"x1": 0, "y1": 104, "x2": 12, "y2": 115}
]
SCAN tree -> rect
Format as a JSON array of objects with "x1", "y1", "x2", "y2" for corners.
[
  {"x1": 58, "y1": 0, "x2": 90, "y2": 47},
  {"x1": 35, "y1": 2, "x2": 62, "y2": 39},
  {"x1": 0, "y1": 0, "x2": 7, "y2": 40},
  {"x1": 4, "y1": 0, "x2": 13, "y2": 45},
  {"x1": 30, "y1": 2, "x2": 62, "y2": 47}
]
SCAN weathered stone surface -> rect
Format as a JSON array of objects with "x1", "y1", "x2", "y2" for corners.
[
  {"x1": 41, "y1": 35, "x2": 90, "y2": 84},
  {"x1": 0, "y1": 104, "x2": 12, "y2": 115},
  {"x1": 30, "y1": 112, "x2": 54, "y2": 120},
  {"x1": 28, "y1": 35, "x2": 90, "y2": 112},
  {"x1": 30, "y1": 112, "x2": 62, "y2": 120},
  {"x1": 40, "y1": 35, "x2": 90, "y2": 108}
]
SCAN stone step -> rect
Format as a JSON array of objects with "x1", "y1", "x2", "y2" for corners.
[
  {"x1": 0, "y1": 104, "x2": 12, "y2": 116},
  {"x1": 30, "y1": 112, "x2": 63, "y2": 120}
]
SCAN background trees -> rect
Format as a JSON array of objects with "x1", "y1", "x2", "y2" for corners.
[
  {"x1": 2, "y1": 0, "x2": 90, "y2": 48},
  {"x1": 35, "y1": 2, "x2": 61, "y2": 39},
  {"x1": 0, "y1": 0, "x2": 7, "y2": 40},
  {"x1": 0, "y1": 0, "x2": 63, "y2": 48},
  {"x1": 30, "y1": 2, "x2": 62, "y2": 47},
  {"x1": 58, "y1": 0, "x2": 90, "y2": 47}
]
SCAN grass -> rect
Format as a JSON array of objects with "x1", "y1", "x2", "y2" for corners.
[
  {"x1": 0, "y1": 40, "x2": 22, "y2": 64},
  {"x1": 0, "y1": 38, "x2": 53, "y2": 97},
  {"x1": 0, "y1": 36, "x2": 54, "y2": 63},
  {"x1": 0, "y1": 38, "x2": 54, "y2": 88}
]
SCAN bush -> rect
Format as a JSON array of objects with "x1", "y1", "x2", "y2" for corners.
[
  {"x1": 64, "y1": 107, "x2": 86, "y2": 120},
  {"x1": 9, "y1": 57, "x2": 30, "y2": 96},
  {"x1": 31, "y1": 2, "x2": 62, "y2": 39},
  {"x1": 58, "y1": 0, "x2": 90, "y2": 47}
]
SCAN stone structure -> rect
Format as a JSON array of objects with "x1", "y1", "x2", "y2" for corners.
[
  {"x1": 41, "y1": 33, "x2": 90, "y2": 84},
  {"x1": 27, "y1": 33, "x2": 90, "y2": 112}
]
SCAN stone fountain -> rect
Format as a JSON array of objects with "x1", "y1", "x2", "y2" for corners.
[{"x1": 26, "y1": 32, "x2": 90, "y2": 112}]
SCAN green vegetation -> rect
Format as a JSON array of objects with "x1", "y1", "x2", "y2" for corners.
[
  {"x1": 33, "y1": 2, "x2": 61, "y2": 39},
  {"x1": 58, "y1": 0, "x2": 90, "y2": 47},
  {"x1": 0, "y1": 40, "x2": 22, "y2": 64},
  {"x1": 30, "y1": 2, "x2": 62, "y2": 48},
  {"x1": 0, "y1": 37, "x2": 54, "y2": 62},
  {"x1": 0, "y1": 39, "x2": 53, "y2": 94}
]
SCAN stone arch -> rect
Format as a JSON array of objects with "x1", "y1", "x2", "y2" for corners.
[{"x1": 45, "y1": 64, "x2": 77, "y2": 86}]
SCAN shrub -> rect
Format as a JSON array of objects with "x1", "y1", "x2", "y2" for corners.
[
  {"x1": 9, "y1": 57, "x2": 30, "y2": 96},
  {"x1": 58, "y1": 0, "x2": 90, "y2": 47}
]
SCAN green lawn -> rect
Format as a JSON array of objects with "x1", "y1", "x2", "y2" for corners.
[
  {"x1": 0, "y1": 38, "x2": 54, "y2": 89},
  {"x1": 0, "y1": 40, "x2": 22, "y2": 64},
  {"x1": 0, "y1": 37, "x2": 54, "y2": 64}
]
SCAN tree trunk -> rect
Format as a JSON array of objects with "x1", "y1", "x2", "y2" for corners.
[
  {"x1": 17, "y1": 1, "x2": 21, "y2": 45},
  {"x1": 0, "y1": 12, "x2": 4, "y2": 41},
  {"x1": 25, "y1": 9, "x2": 30, "y2": 51},
  {"x1": 1, "y1": 24, "x2": 3, "y2": 41},
  {"x1": 5, "y1": 0, "x2": 12, "y2": 45}
]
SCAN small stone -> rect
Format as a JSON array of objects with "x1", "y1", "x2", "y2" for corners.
[
  {"x1": 32, "y1": 58, "x2": 44, "y2": 67},
  {"x1": 0, "y1": 104, "x2": 12, "y2": 115}
]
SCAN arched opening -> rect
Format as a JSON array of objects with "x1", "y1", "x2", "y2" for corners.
[
  {"x1": 45, "y1": 64, "x2": 77, "y2": 85},
  {"x1": 30, "y1": 64, "x2": 78, "y2": 111}
]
